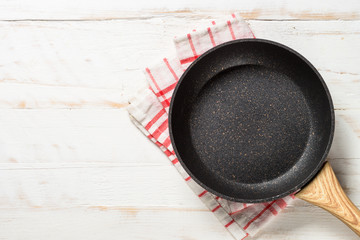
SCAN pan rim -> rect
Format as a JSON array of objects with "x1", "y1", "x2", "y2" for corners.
[{"x1": 169, "y1": 38, "x2": 335, "y2": 203}]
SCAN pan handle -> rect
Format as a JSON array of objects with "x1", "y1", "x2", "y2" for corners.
[{"x1": 296, "y1": 162, "x2": 360, "y2": 236}]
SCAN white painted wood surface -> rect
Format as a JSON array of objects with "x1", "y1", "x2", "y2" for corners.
[{"x1": 0, "y1": 1, "x2": 359, "y2": 239}]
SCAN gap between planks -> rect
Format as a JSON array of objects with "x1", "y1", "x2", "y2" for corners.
[{"x1": 2, "y1": 18, "x2": 360, "y2": 22}]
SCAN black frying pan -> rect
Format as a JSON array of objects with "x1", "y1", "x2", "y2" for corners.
[{"x1": 169, "y1": 39, "x2": 360, "y2": 235}]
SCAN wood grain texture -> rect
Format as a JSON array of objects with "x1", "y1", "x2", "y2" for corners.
[
  {"x1": 296, "y1": 162, "x2": 360, "y2": 236},
  {"x1": 0, "y1": 0, "x2": 359, "y2": 20},
  {"x1": 0, "y1": 2, "x2": 359, "y2": 239}
]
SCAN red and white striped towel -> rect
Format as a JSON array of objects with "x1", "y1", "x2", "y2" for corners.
[{"x1": 127, "y1": 13, "x2": 295, "y2": 239}]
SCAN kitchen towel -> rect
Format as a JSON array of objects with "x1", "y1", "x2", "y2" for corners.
[{"x1": 127, "y1": 13, "x2": 295, "y2": 239}]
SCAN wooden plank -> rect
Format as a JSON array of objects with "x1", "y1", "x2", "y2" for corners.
[
  {"x1": 0, "y1": 160, "x2": 358, "y2": 209},
  {"x1": 0, "y1": 109, "x2": 169, "y2": 164},
  {"x1": 0, "y1": 20, "x2": 358, "y2": 109},
  {"x1": 0, "y1": 207, "x2": 234, "y2": 240},
  {"x1": 0, "y1": 109, "x2": 358, "y2": 164},
  {"x1": 0, "y1": 205, "x2": 358, "y2": 240},
  {"x1": 0, "y1": 164, "x2": 203, "y2": 208},
  {"x1": 0, "y1": 1, "x2": 359, "y2": 20}
]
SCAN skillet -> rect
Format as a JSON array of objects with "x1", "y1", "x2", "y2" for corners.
[{"x1": 169, "y1": 39, "x2": 360, "y2": 235}]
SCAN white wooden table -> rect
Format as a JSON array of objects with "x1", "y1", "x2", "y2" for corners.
[{"x1": 0, "y1": 0, "x2": 359, "y2": 239}]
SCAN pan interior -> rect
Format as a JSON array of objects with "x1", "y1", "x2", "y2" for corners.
[
  {"x1": 170, "y1": 40, "x2": 333, "y2": 202},
  {"x1": 190, "y1": 64, "x2": 310, "y2": 184}
]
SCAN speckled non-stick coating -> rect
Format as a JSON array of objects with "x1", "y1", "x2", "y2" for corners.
[{"x1": 169, "y1": 39, "x2": 334, "y2": 203}]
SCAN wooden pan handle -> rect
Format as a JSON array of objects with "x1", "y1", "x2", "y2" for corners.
[{"x1": 296, "y1": 162, "x2": 360, "y2": 236}]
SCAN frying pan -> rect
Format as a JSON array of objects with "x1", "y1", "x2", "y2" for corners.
[{"x1": 169, "y1": 39, "x2": 360, "y2": 235}]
